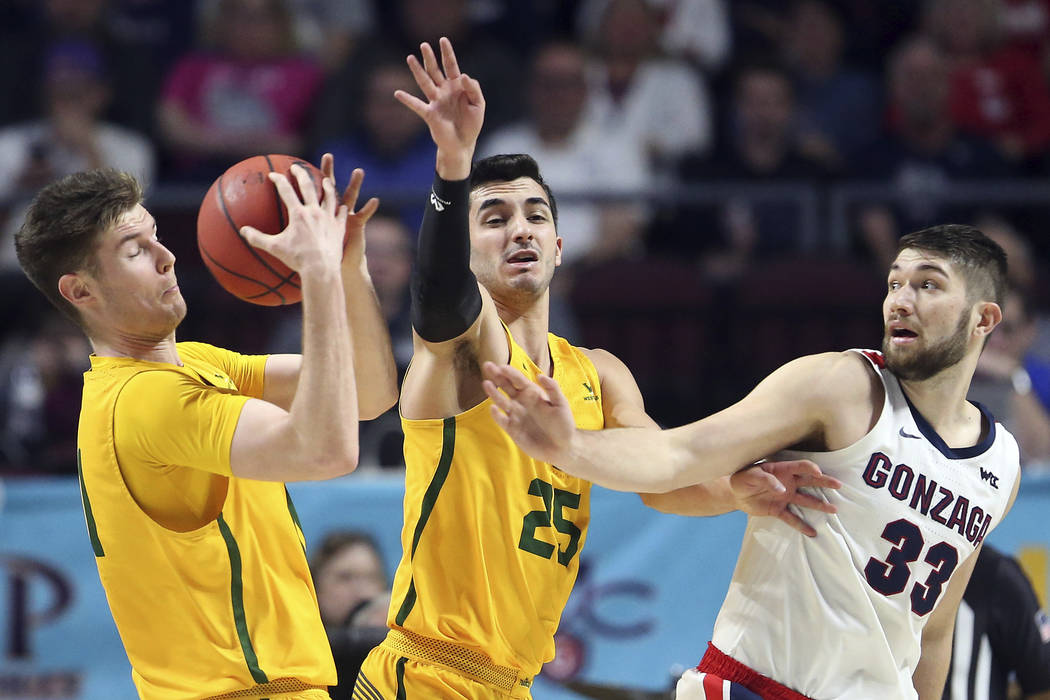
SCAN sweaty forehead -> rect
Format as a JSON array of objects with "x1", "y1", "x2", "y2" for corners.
[{"x1": 470, "y1": 178, "x2": 548, "y2": 211}]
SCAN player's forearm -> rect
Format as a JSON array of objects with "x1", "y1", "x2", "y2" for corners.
[
  {"x1": 912, "y1": 632, "x2": 952, "y2": 700},
  {"x1": 342, "y1": 260, "x2": 398, "y2": 419},
  {"x1": 560, "y1": 425, "x2": 732, "y2": 492},
  {"x1": 410, "y1": 175, "x2": 482, "y2": 342},
  {"x1": 563, "y1": 412, "x2": 776, "y2": 493},
  {"x1": 290, "y1": 265, "x2": 359, "y2": 470},
  {"x1": 640, "y1": 477, "x2": 736, "y2": 516}
]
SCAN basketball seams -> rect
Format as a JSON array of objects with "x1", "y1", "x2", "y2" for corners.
[
  {"x1": 262, "y1": 155, "x2": 288, "y2": 232},
  {"x1": 198, "y1": 240, "x2": 289, "y2": 305},
  {"x1": 215, "y1": 169, "x2": 301, "y2": 291},
  {"x1": 198, "y1": 154, "x2": 326, "y2": 305}
]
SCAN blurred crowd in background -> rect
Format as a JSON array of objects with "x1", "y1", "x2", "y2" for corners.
[{"x1": 3, "y1": 0, "x2": 1050, "y2": 475}]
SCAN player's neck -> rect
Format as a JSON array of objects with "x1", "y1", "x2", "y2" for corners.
[
  {"x1": 495, "y1": 298, "x2": 551, "y2": 374},
  {"x1": 897, "y1": 357, "x2": 982, "y2": 446},
  {"x1": 90, "y1": 332, "x2": 181, "y2": 366}
]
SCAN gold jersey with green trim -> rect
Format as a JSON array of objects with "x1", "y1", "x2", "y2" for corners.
[
  {"x1": 391, "y1": 328, "x2": 604, "y2": 678},
  {"x1": 76, "y1": 342, "x2": 335, "y2": 700}
]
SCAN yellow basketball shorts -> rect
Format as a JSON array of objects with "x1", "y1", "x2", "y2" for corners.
[{"x1": 353, "y1": 640, "x2": 532, "y2": 700}]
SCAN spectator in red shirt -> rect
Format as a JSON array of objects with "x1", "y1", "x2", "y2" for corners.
[
  {"x1": 156, "y1": 0, "x2": 323, "y2": 182},
  {"x1": 925, "y1": 0, "x2": 1050, "y2": 164}
]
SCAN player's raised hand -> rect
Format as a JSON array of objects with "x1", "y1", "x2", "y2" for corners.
[
  {"x1": 240, "y1": 164, "x2": 348, "y2": 274},
  {"x1": 482, "y1": 362, "x2": 576, "y2": 465},
  {"x1": 320, "y1": 153, "x2": 379, "y2": 268},
  {"x1": 730, "y1": 460, "x2": 841, "y2": 537},
  {"x1": 395, "y1": 37, "x2": 485, "y2": 177}
]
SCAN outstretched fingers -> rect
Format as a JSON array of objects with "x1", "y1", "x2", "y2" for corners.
[
  {"x1": 321, "y1": 175, "x2": 337, "y2": 217},
  {"x1": 483, "y1": 378, "x2": 518, "y2": 417},
  {"x1": 291, "y1": 164, "x2": 319, "y2": 208},
  {"x1": 439, "y1": 36, "x2": 461, "y2": 79},
  {"x1": 342, "y1": 168, "x2": 380, "y2": 221},
  {"x1": 420, "y1": 41, "x2": 444, "y2": 85},
  {"x1": 459, "y1": 74, "x2": 485, "y2": 109},
  {"x1": 778, "y1": 509, "x2": 818, "y2": 538},
  {"x1": 482, "y1": 362, "x2": 531, "y2": 397},
  {"x1": 766, "y1": 460, "x2": 842, "y2": 490},
  {"x1": 394, "y1": 86, "x2": 429, "y2": 120},
  {"x1": 320, "y1": 153, "x2": 335, "y2": 181},
  {"x1": 239, "y1": 225, "x2": 275, "y2": 254},
  {"x1": 788, "y1": 488, "x2": 837, "y2": 513},
  {"x1": 404, "y1": 53, "x2": 438, "y2": 102},
  {"x1": 267, "y1": 171, "x2": 302, "y2": 212},
  {"x1": 534, "y1": 374, "x2": 568, "y2": 408}
]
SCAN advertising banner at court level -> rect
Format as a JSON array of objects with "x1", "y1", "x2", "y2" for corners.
[{"x1": 1, "y1": 475, "x2": 1048, "y2": 699}]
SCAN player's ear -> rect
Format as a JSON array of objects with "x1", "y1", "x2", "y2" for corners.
[
  {"x1": 973, "y1": 300, "x2": 1003, "y2": 339},
  {"x1": 58, "y1": 272, "x2": 96, "y2": 309},
  {"x1": 554, "y1": 236, "x2": 562, "y2": 267}
]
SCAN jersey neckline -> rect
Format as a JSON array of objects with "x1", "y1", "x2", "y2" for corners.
[{"x1": 901, "y1": 389, "x2": 997, "y2": 460}]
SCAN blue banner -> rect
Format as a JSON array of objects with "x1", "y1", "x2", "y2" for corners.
[{"x1": 2, "y1": 474, "x2": 1048, "y2": 699}]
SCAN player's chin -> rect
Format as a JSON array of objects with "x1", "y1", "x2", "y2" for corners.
[{"x1": 169, "y1": 298, "x2": 189, "y2": 326}]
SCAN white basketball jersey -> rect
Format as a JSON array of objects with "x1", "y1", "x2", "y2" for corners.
[{"x1": 710, "y1": 350, "x2": 1019, "y2": 700}]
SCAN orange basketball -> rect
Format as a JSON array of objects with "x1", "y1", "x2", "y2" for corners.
[{"x1": 197, "y1": 154, "x2": 325, "y2": 306}]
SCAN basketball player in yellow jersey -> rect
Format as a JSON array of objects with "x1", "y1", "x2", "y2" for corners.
[
  {"x1": 14, "y1": 157, "x2": 398, "y2": 700},
  {"x1": 352, "y1": 38, "x2": 841, "y2": 700}
]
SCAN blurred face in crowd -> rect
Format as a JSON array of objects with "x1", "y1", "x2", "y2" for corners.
[
  {"x1": 45, "y1": 57, "x2": 109, "y2": 125},
  {"x1": 222, "y1": 0, "x2": 292, "y2": 60},
  {"x1": 926, "y1": 0, "x2": 1000, "y2": 55},
  {"x1": 983, "y1": 290, "x2": 1033, "y2": 360},
  {"x1": 736, "y1": 70, "x2": 795, "y2": 142},
  {"x1": 315, "y1": 541, "x2": 387, "y2": 627},
  {"x1": 46, "y1": 0, "x2": 107, "y2": 32},
  {"x1": 598, "y1": 0, "x2": 658, "y2": 59},
  {"x1": 402, "y1": 0, "x2": 467, "y2": 42},
  {"x1": 785, "y1": 0, "x2": 844, "y2": 76},
  {"x1": 530, "y1": 44, "x2": 589, "y2": 141},
  {"x1": 890, "y1": 39, "x2": 951, "y2": 129},
  {"x1": 364, "y1": 216, "x2": 413, "y2": 305},
  {"x1": 366, "y1": 64, "x2": 427, "y2": 154}
]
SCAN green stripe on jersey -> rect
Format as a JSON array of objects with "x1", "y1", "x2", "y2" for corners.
[
  {"x1": 395, "y1": 417, "x2": 455, "y2": 625},
  {"x1": 76, "y1": 449, "x2": 104, "y2": 557},
  {"x1": 217, "y1": 514, "x2": 268, "y2": 684}
]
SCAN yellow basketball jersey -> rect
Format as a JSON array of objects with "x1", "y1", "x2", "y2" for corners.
[
  {"x1": 77, "y1": 342, "x2": 335, "y2": 700},
  {"x1": 391, "y1": 328, "x2": 604, "y2": 678}
]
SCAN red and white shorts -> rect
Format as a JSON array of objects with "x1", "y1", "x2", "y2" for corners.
[{"x1": 675, "y1": 643, "x2": 813, "y2": 700}]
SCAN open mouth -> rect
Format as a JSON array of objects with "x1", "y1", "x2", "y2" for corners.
[
  {"x1": 506, "y1": 250, "x2": 539, "y2": 265},
  {"x1": 889, "y1": 327, "x2": 918, "y2": 344}
]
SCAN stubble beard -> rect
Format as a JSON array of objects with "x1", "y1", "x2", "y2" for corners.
[{"x1": 883, "y1": 310, "x2": 970, "y2": 381}]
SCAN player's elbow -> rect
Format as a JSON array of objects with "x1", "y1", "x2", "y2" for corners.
[
  {"x1": 639, "y1": 491, "x2": 675, "y2": 513},
  {"x1": 300, "y1": 434, "x2": 359, "y2": 479},
  {"x1": 310, "y1": 448, "x2": 359, "y2": 479},
  {"x1": 359, "y1": 386, "x2": 399, "y2": 421}
]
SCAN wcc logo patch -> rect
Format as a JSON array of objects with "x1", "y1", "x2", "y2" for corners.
[{"x1": 979, "y1": 467, "x2": 999, "y2": 489}]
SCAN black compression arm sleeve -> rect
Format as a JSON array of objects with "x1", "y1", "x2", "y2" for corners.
[{"x1": 410, "y1": 174, "x2": 483, "y2": 342}]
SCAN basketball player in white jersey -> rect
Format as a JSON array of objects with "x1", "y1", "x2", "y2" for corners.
[{"x1": 481, "y1": 224, "x2": 1021, "y2": 700}]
